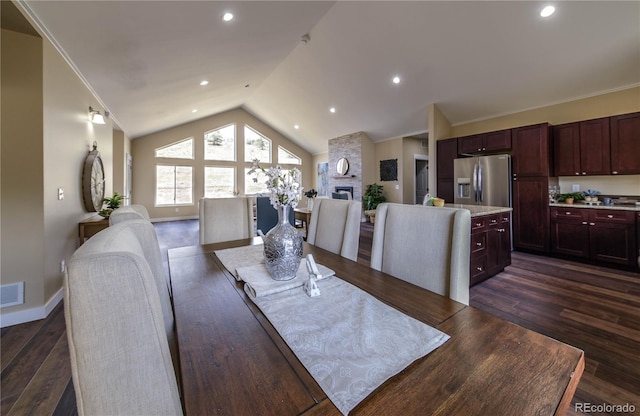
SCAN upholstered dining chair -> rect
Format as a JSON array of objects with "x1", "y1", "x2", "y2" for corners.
[
  {"x1": 64, "y1": 220, "x2": 182, "y2": 416},
  {"x1": 307, "y1": 198, "x2": 361, "y2": 261},
  {"x1": 199, "y1": 197, "x2": 254, "y2": 244},
  {"x1": 331, "y1": 191, "x2": 352, "y2": 200},
  {"x1": 370, "y1": 203, "x2": 471, "y2": 305},
  {"x1": 256, "y1": 196, "x2": 295, "y2": 235},
  {"x1": 109, "y1": 204, "x2": 150, "y2": 225}
]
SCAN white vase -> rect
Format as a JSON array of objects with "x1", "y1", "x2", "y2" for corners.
[
  {"x1": 307, "y1": 198, "x2": 314, "y2": 211},
  {"x1": 262, "y1": 204, "x2": 303, "y2": 281}
]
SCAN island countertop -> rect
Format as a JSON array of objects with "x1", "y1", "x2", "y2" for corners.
[{"x1": 444, "y1": 204, "x2": 512, "y2": 217}]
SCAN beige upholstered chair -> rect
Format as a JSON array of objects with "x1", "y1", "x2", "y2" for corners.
[
  {"x1": 307, "y1": 198, "x2": 361, "y2": 262},
  {"x1": 64, "y1": 220, "x2": 182, "y2": 416},
  {"x1": 370, "y1": 203, "x2": 471, "y2": 305},
  {"x1": 109, "y1": 204, "x2": 150, "y2": 225},
  {"x1": 199, "y1": 197, "x2": 254, "y2": 244}
]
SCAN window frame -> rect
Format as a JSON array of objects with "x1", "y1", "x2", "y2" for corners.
[
  {"x1": 244, "y1": 125, "x2": 272, "y2": 163},
  {"x1": 155, "y1": 164, "x2": 194, "y2": 207},
  {"x1": 204, "y1": 165, "x2": 237, "y2": 198},
  {"x1": 154, "y1": 137, "x2": 194, "y2": 160},
  {"x1": 204, "y1": 124, "x2": 237, "y2": 162}
]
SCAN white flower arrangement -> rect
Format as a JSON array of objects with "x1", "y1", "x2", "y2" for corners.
[{"x1": 247, "y1": 159, "x2": 302, "y2": 208}]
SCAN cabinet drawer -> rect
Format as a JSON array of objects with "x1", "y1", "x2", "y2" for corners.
[
  {"x1": 471, "y1": 216, "x2": 488, "y2": 232},
  {"x1": 470, "y1": 255, "x2": 487, "y2": 280},
  {"x1": 550, "y1": 207, "x2": 588, "y2": 221},
  {"x1": 588, "y1": 209, "x2": 635, "y2": 224},
  {"x1": 471, "y1": 232, "x2": 487, "y2": 256},
  {"x1": 487, "y1": 214, "x2": 500, "y2": 227},
  {"x1": 500, "y1": 212, "x2": 511, "y2": 224}
]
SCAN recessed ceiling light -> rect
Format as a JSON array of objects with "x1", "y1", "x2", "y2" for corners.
[
  {"x1": 200, "y1": 80, "x2": 209, "y2": 86},
  {"x1": 392, "y1": 76, "x2": 401, "y2": 84},
  {"x1": 540, "y1": 5, "x2": 555, "y2": 17},
  {"x1": 294, "y1": 124, "x2": 299, "y2": 129},
  {"x1": 192, "y1": 109, "x2": 198, "y2": 113},
  {"x1": 329, "y1": 107, "x2": 336, "y2": 113},
  {"x1": 222, "y1": 12, "x2": 234, "y2": 22}
]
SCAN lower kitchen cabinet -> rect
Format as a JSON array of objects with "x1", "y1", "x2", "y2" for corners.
[
  {"x1": 551, "y1": 207, "x2": 637, "y2": 267},
  {"x1": 470, "y1": 212, "x2": 511, "y2": 285}
]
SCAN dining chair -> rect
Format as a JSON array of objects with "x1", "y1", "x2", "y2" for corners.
[
  {"x1": 256, "y1": 196, "x2": 295, "y2": 234},
  {"x1": 370, "y1": 203, "x2": 471, "y2": 305},
  {"x1": 109, "y1": 204, "x2": 150, "y2": 225},
  {"x1": 199, "y1": 197, "x2": 254, "y2": 244},
  {"x1": 307, "y1": 198, "x2": 361, "y2": 261},
  {"x1": 64, "y1": 220, "x2": 182, "y2": 416}
]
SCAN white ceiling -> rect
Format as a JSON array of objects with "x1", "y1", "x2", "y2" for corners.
[{"x1": 18, "y1": 1, "x2": 640, "y2": 154}]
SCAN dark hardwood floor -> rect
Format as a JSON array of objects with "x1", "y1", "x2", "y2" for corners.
[{"x1": 2, "y1": 219, "x2": 638, "y2": 415}]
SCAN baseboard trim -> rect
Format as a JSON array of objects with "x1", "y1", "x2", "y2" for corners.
[{"x1": 0, "y1": 288, "x2": 64, "y2": 328}]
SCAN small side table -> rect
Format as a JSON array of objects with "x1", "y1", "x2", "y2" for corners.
[
  {"x1": 79, "y1": 216, "x2": 109, "y2": 245},
  {"x1": 294, "y1": 208, "x2": 312, "y2": 240}
]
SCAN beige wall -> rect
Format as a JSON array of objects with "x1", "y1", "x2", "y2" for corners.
[
  {"x1": 428, "y1": 104, "x2": 452, "y2": 196},
  {"x1": 437, "y1": 87, "x2": 640, "y2": 197},
  {"x1": 1, "y1": 23, "x2": 113, "y2": 324},
  {"x1": 374, "y1": 138, "x2": 403, "y2": 204},
  {"x1": 113, "y1": 129, "x2": 131, "y2": 198},
  {"x1": 131, "y1": 108, "x2": 313, "y2": 219}
]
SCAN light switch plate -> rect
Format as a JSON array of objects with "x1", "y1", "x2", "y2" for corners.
[
  {"x1": 58, "y1": 188, "x2": 64, "y2": 200},
  {"x1": 571, "y1": 184, "x2": 580, "y2": 192}
]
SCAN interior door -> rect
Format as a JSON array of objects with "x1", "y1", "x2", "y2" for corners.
[{"x1": 415, "y1": 159, "x2": 428, "y2": 204}]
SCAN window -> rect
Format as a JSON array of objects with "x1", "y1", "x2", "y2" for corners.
[
  {"x1": 278, "y1": 146, "x2": 301, "y2": 165},
  {"x1": 244, "y1": 167, "x2": 269, "y2": 195},
  {"x1": 155, "y1": 138, "x2": 194, "y2": 159},
  {"x1": 204, "y1": 166, "x2": 236, "y2": 197},
  {"x1": 244, "y1": 125, "x2": 271, "y2": 163},
  {"x1": 156, "y1": 165, "x2": 193, "y2": 205},
  {"x1": 205, "y1": 125, "x2": 236, "y2": 161}
]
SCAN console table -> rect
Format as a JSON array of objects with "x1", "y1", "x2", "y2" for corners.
[{"x1": 78, "y1": 216, "x2": 108, "y2": 245}]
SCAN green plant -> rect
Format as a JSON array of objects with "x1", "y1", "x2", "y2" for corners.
[
  {"x1": 556, "y1": 192, "x2": 584, "y2": 202},
  {"x1": 363, "y1": 183, "x2": 386, "y2": 211},
  {"x1": 99, "y1": 192, "x2": 126, "y2": 217}
]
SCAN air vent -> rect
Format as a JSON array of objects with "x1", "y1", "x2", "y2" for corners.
[
  {"x1": 1, "y1": 282, "x2": 24, "y2": 308},
  {"x1": 421, "y1": 140, "x2": 428, "y2": 148}
]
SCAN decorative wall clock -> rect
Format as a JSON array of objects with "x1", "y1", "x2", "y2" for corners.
[{"x1": 82, "y1": 141, "x2": 105, "y2": 212}]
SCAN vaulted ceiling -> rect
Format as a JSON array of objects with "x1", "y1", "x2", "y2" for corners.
[{"x1": 17, "y1": 1, "x2": 640, "y2": 154}]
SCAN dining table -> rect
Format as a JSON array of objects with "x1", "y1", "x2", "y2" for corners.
[{"x1": 168, "y1": 238, "x2": 584, "y2": 416}]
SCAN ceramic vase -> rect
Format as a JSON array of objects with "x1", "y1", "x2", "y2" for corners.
[{"x1": 263, "y1": 204, "x2": 303, "y2": 280}]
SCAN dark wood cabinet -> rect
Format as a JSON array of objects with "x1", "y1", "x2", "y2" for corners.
[
  {"x1": 470, "y1": 212, "x2": 511, "y2": 286},
  {"x1": 512, "y1": 123, "x2": 551, "y2": 178},
  {"x1": 610, "y1": 112, "x2": 640, "y2": 175},
  {"x1": 551, "y1": 207, "x2": 637, "y2": 267},
  {"x1": 458, "y1": 130, "x2": 511, "y2": 154},
  {"x1": 579, "y1": 117, "x2": 611, "y2": 175},
  {"x1": 436, "y1": 138, "x2": 459, "y2": 203},
  {"x1": 553, "y1": 123, "x2": 581, "y2": 176},
  {"x1": 512, "y1": 177, "x2": 549, "y2": 252}
]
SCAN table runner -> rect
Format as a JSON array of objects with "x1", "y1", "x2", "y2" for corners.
[
  {"x1": 214, "y1": 245, "x2": 450, "y2": 415},
  {"x1": 237, "y1": 262, "x2": 335, "y2": 298}
]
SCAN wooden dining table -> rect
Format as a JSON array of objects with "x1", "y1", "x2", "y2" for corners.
[{"x1": 168, "y1": 238, "x2": 584, "y2": 416}]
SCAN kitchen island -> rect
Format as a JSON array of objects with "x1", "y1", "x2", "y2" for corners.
[{"x1": 445, "y1": 204, "x2": 513, "y2": 285}]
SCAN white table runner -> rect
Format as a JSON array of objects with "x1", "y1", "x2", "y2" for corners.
[
  {"x1": 214, "y1": 245, "x2": 265, "y2": 280},
  {"x1": 214, "y1": 246, "x2": 450, "y2": 415}
]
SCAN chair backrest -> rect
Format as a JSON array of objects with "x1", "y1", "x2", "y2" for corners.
[
  {"x1": 332, "y1": 191, "x2": 351, "y2": 200},
  {"x1": 370, "y1": 203, "x2": 471, "y2": 305},
  {"x1": 256, "y1": 196, "x2": 295, "y2": 234},
  {"x1": 307, "y1": 198, "x2": 361, "y2": 261},
  {"x1": 199, "y1": 197, "x2": 254, "y2": 244},
  {"x1": 65, "y1": 221, "x2": 182, "y2": 416},
  {"x1": 109, "y1": 204, "x2": 150, "y2": 225}
]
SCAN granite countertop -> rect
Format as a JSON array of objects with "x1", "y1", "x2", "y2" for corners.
[
  {"x1": 549, "y1": 202, "x2": 640, "y2": 212},
  {"x1": 444, "y1": 204, "x2": 512, "y2": 217}
]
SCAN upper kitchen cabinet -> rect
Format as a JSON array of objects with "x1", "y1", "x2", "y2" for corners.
[
  {"x1": 610, "y1": 112, "x2": 640, "y2": 175},
  {"x1": 458, "y1": 129, "x2": 511, "y2": 154},
  {"x1": 436, "y1": 138, "x2": 459, "y2": 202},
  {"x1": 553, "y1": 118, "x2": 610, "y2": 176},
  {"x1": 512, "y1": 123, "x2": 551, "y2": 178}
]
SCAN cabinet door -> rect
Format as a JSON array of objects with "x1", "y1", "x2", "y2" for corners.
[
  {"x1": 458, "y1": 134, "x2": 483, "y2": 154},
  {"x1": 512, "y1": 123, "x2": 551, "y2": 177},
  {"x1": 436, "y1": 138, "x2": 459, "y2": 179},
  {"x1": 611, "y1": 112, "x2": 640, "y2": 175},
  {"x1": 551, "y1": 219, "x2": 589, "y2": 258},
  {"x1": 589, "y1": 221, "x2": 636, "y2": 266},
  {"x1": 552, "y1": 123, "x2": 581, "y2": 177},
  {"x1": 512, "y1": 177, "x2": 549, "y2": 252},
  {"x1": 437, "y1": 178, "x2": 455, "y2": 204},
  {"x1": 484, "y1": 129, "x2": 512, "y2": 152},
  {"x1": 579, "y1": 117, "x2": 611, "y2": 175}
]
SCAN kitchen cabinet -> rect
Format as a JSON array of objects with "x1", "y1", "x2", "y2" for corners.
[
  {"x1": 457, "y1": 129, "x2": 511, "y2": 154},
  {"x1": 611, "y1": 112, "x2": 640, "y2": 175},
  {"x1": 512, "y1": 123, "x2": 551, "y2": 253},
  {"x1": 436, "y1": 138, "x2": 458, "y2": 203},
  {"x1": 470, "y1": 212, "x2": 511, "y2": 286},
  {"x1": 553, "y1": 123, "x2": 581, "y2": 177},
  {"x1": 550, "y1": 207, "x2": 637, "y2": 267},
  {"x1": 579, "y1": 117, "x2": 611, "y2": 175}
]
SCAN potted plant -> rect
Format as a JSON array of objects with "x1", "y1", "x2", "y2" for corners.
[
  {"x1": 363, "y1": 183, "x2": 386, "y2": 223},
  {"x1": 556, "y1": 192, "x2": 584, "y2": 205},
  {"x1": 304, "y1": 188, "x2": 317, "y2": 210},
  {"x1": 99, "y1": 192, "x2": 125, "y2": 218}
]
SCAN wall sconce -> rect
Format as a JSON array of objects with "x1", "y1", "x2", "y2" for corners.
[{"x1": 89, "y1": 106, "x2": 106, "y2": 124}]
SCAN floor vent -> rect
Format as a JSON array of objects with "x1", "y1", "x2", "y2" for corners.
[{"x1": 1, "y1": 282, "x2": 24, "y2": 308}]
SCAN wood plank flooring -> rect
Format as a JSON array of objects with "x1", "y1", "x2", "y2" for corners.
[{"x1": 1, "y1": 219, "x2": 638, "y2": 415}]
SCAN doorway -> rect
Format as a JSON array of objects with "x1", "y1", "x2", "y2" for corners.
[
  {"x1": 414, "y1": 156, "x2": 428, "y2": 204},
  {"x1": 125, "y1": 153, "x2": 132, "y2": 205}
]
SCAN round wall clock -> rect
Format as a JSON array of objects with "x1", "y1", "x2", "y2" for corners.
[{"x1": 82, "y1": 141, "x2": 105, "y2": 212}]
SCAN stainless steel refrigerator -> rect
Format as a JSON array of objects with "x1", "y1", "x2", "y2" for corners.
[{"x1": 454, "y1": 154, "x2": 511, "y2": 207}]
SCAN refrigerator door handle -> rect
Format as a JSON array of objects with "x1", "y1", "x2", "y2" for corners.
[
  {"x1": 472, "y1": 163, "x2": 479, "y2": 202},
  {"x1": 478, "y1": 163, "x2": 483, "y2": 202}
]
